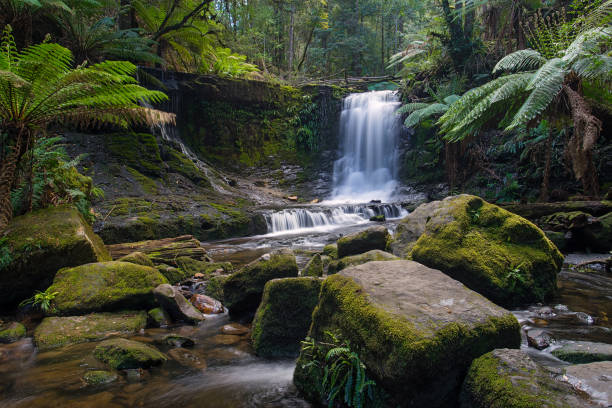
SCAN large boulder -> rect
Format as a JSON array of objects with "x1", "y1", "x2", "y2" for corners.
[
  {"x1": 294, "y1": 261, "x2": 520, "y2": 407},
  {"x1": 302, "y1": 254, "x2": 323, "y2": 277},
  {"x1": 152, "y1": 284, "x2": 205, "y2": 324},
  {"x1": 336, "y1": 226, "x2": 391, "y2": 258},
  {"x1": 48, "y1": 261, "x2": 168, "y2": 315},
  {"x1": 252, "y1": 277, "x2": 321, "y2": 358},
  {"x1": 461, "y1": 349, "x2": 595, "y2": 408},
  {"x1": 94, "y1": 338, "x2": 167, "y2": 369},
  {"x1": 223, "y1": 249, "x2": 298, "y2": 317},
  {"x1": 393, "y1": 195, "x2": 563, "y2": 307},
  {"x1": 327, "y1": 249, "x2": 399, "y2": 274},
  {"x1": 539, "y1": 211, "x2": 612, "y2": 252},
  {"x1": 34, "y1": 311, "x2": 147, "y2": 350},
  {"x1": 0, "y1": 205, "x2": 110, "y2": 307}
]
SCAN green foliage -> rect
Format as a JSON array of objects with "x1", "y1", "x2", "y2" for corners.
[
  {"x1": 19, "y1": 288, "x2": 59, "y2": 313},
  {"x1": 300, "y1": 331, "x2": 385, "y2": 408},
  {"x1": 290, "y1": 96, "x2": 320, "y2": 152},
  {"x1": 0, "y1": 237, "x2": 12, "y2": 269},
  {"x1": 505, "y1": 264, "x2": 527, "y2": 292},
  {"x1": 208, "y1": 47, "x2": 259, "y2": 78}
]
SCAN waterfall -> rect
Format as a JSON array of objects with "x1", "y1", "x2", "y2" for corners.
[
  {"x1": 330, "y1": 91, "x2": 402, "y2": 203},
  {"x1": 264, "y1": 204, "x2": 407, "y2": 234}
]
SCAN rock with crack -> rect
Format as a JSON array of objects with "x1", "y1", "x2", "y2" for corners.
[{"x1": 153, "y1": 284, "x2": 205, "y2": 324}]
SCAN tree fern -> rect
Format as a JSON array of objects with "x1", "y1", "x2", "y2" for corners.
[{"x1": 493, "y1": 49, "x2": 546, "y2": 74}]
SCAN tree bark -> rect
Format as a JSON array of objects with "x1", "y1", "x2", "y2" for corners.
[
  {"x1": 0, "y1": 128, "x2": 25, "y2": 233},
  {"x1": 288, "y1": 2, "x2": 295, "y2": 72}
]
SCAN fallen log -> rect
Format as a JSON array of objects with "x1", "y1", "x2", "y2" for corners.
[{"x1": 107, "y1": 235, "x2": 209, "y2": 266}]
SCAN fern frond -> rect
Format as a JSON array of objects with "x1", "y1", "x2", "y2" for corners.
[
  {"x1": 493, "y1": 49, "x2": 546, "y2": 74},
  {"x1": 404, "y1": 103, "x2": 449, "y2": 128},
  {"x1": 396, "y1": 102, "x2": 430, "y2": 115}
]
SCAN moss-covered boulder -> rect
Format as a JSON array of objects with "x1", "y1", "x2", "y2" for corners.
[
  {"x1": 302, "y1": 254, "x2": 323, "y2": 277},
  {"x1": 152, "y1": 284, "x2": 204, "y2": 324},
  {"x1": 322, "y1": 243, "x2": 338, "y2": 259},
  {"x1": 0, "y1": 205, "x2": 110, "y2": 307},
  {"x1": 393, "y1": 195, "x2": 563, "y2": 307},
  {"x1": 551, "y1": 341, "x2": 612, "y2": 364},
  {"x1": 147, "y1": 307, "x2": 171, "y2": 327},
  {"x1": 223, "y1": 249, "x2": 298, "y2": 317},
  {"x1": 118, "y1": 251, "x2": 155, "y2": 267},
  {"x1": 83, "y1": 370, "x2": 118, "y2": 386},
  {"x1": 94, "y1": 338, "x2": 167, "y2": 369},
  {"x1": 48, "y1": 261, "x2": 168, "y2": 315},
  {"x1": 252, "y1": 277, "x2": 321, "y2": 358},
  {"x1": 204, "y1": 275, "x2": 228, "y2": 300},
  {"x1": 34, "y1": 311, "x2": 147, "y2": 350},
  {"x1": 0, "y1": 322, "x2": 26, "y2": 343},
  {"x1": 294, "y1": 260, "x2": 520, "y2": 407},
  {"x1": 336, "y1": 226, "x2": 391, "y2": 258},
  {"x1": 460, "y1": 348, "x2": 594, "y2": 408},
  {"x1": 175, "y1": 257, "x2": 232, "y2": 278},
  {"x1": 327, "y1": 249, "x2": 399, "y2": 274}
]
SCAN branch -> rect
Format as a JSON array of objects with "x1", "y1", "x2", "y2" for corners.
[{"x1": 153, "y1": 0, "x2": 214, "y2": 41}]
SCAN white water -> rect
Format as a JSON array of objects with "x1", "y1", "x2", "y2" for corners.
[{"x1": 330, "y1": 90, "x2": 402, "y2": 203}]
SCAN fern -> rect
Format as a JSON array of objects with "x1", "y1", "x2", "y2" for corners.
[{"x1": 493, "y1": 49, "x2": 546, "y2": 74}]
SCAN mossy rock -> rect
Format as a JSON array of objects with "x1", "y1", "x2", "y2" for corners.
[
  {"x1": 0, "y1": 322, "x2": 26, "y2": 343},
  {"x1": 83, "y1": 370, "x2": 118, "y2": 386},
  {"x1": 34, "y1": 311, "x2": 147, "y2": 350},
  {"x1": 302, "y1": 254, "x2": 323, "y2": 277},
  {"x1": 395, "y1": 195, "x2": 563, "y2": 307},
  {"x1": 544, "y1": 231, "x2": 568, "y2": 252},
  {"x1": 156, "y1": 264, "x2": 186, "y2": 285},
  {"x1": 252, "y1": 277, "x2": 321, "y2": 358},
  {"x1": 118, "y1": 251, "x2": 155, "y2": 267},
  {"x1": 161, "y1": 334, "x2": 195, "y2": 348},
  {"x1": 0, "y1": 205, "x2": 110, "y2": 307},
  {"x1": 294, "y1": 260, "x2": 520, "y2": 407},
  {"x1": 223, "y1": 249, "x2": 298, "y2": 318},
  {"x1": 147, "y1": 307, "x2": 171, "y2": 327},
  {"x1": 551, "y1": 341, "x2": 612, "y2": 364},
  {"x1": 590, "y1": 212, "x2": 612, "y2": 252},
  {"x1": 48, "y1": 261, "x2": 168, "y2": 315},
  {"x1": 104, "y1": 132, "x2": 163, "y2": 176},
  {"x1": 205, "y1": 275, "x2": 228, "y2": 301},
  {"x1": 152, "y1": 284, "x2": 204, "y2": 324},
  {"x1": 175, "y1": 256, "x2": 233, "y2": 280},
  {"x1": 336, "y1": 226, "x2": 391, "y2": 258},
  {"x1": 327, "y1": 249, "x2": 399, "y2": 274},
  {"x1": 460, "y1": 348, "x2": 593, "y2": 408},
  {"x1": 322, "y1": 243, "x2": 338, "y2": 259},
  {"x1": 166, "y1": 148, "x2": 209, "y2": 186},
  {"x1": 94, "y1": 338, "x2": 167, "y2": 369}
]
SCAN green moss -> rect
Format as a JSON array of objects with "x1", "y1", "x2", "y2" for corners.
[
  {"x1": 322, "y1": 244, "x2": 338, "y2": 259},
  {"x1": 327, "y1": 250, "x2": 399, "y2": 275},
  {"x1": 175, "y1": 256, "x2": 233, "y2": 279},
  {"x1": 94, "y1": 338, "x2": 167, "y2": 369},
  {"x1": 118, "y1": 251, "x2": 155, "y2": 267},
  {"x1": 0, "y1": 322, "x2": 26, "y2": 343},
  {"x1": 34, "y1": 311, "x2": 147, "y2": 350},
  {"x1": 48, "y1": 261, "x2": 168, "y2": 315},
  {"x1": 166, "y1": 149, "x2": 209, "y2": 186},
  {"x1": 551, "y1": 341, "x2": 612, "y2": 364},
  {"x1": 205, "y1": 275, "x2": 228, "y2": 300},
  {"x1": 126, "y1": 167, "x2": 158, "y2": 195},
  {"x1": 294, "y1": 273, "x2": 521, "y2": 406},
  {"x1": 147, "y1": 307, "x2": 171, "y2": 327},
  {"x1": 223, "y1": 249, "x2": 299, "y2": 317},
  {"x1": 409, "y1": 195, "x2": 563, "y2": 307},
  {"x1": 252, "y1": 277, "x2": 322, "y2": 358},
  {"x1": 105, "y1": 132, "x2": 162, "y2": 176},
  {"x1": 303, "y1": 254, "x2": 323, "y2": 277},
  {"x1": 83, "y1": 370, "x2": 118, "y2": 385},
  {"x1": 337, "y1": 226, "x2": 391, "y2": 258}
]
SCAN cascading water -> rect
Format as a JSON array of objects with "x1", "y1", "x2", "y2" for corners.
[{"x1": 330, "y1": 90, "x2": 402, "y2": 203}]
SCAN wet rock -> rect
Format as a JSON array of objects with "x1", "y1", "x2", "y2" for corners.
[
  {"x1": 552, "y1": 341, "x2": 612, "y2": 364},
  {"x1": 369, "y1": 214, "x2": 386, "y2": 222},
  {"x1": 461, "y1": 348, "x2": 594, "y2": 408},
  {"x1": 194, "y1": 272, "x2": 205, "y2": 279},
  {"x1": 153, "y1": 284, "x2": 205, "y2": 324},
  {"x1": 535, "y1": 306, "x2": 554, "y2": 317},
  {"x1": 252, "y1": 277, "x2": 321, "y2": 358},
  {"x1": 525, "y1": 328, "x2": 554, "y2": 350},
  {"x1": 48, "y1": 261, "x2": 167, "y2": 315},
  {"x1": 147, "y1": 307, "x2": 171, "y2": 327},
  {"x1": 210, "y1": 334, "x2": 242, "y2": 346},
  {"x1": 190, "y1": 294, "x2": 224, "y2": 314},
  {"x1": 327, "y1": 249, "x2": 399, "y2": 274},
  {"x1": 294, "y1": 260, "x2": 520, "y2": 407},
  {"x1": 118, "y1": 251, "x2": 154, "y2": 267},
  {"x1": 34, "y1": 311, "x2": 147, "y2": 350},
  {"x1": 575, "y1": 312, "x2": 595, "y2": 325},
  {"x1": 94, "y1": 338, "x2": 167, "y2": 369},
  {"x1": 0, "y1": 205, "x2": 110, "y2": 307},
  {"x1": 223, "y1": 249, "x2": 298, "y2": 318},
  {"x1": 302, "y1": 254, "x2": 323, "y2": 277},
  {"x1": 323, "y1": 243, "x2": 338, "y2": 259},
  {"x1": 0, "y1": 322, "x2": 26, "y2": 344},
  {"x1": 221, "y1": 323, "x2": 249, "y2": 336},
  {"x1": 393, "y1": 195, "x2": 563, "y2": 308},
  {"x1": 336, "y1": 225, "x2": 391, "y2": 258},
  {"x1": 161, "y1": 334, "x2": 195, "y2": 348},
  {"x1": 554, "y1": 304, "x2": 570, "y2": 313},
  {"x1": 83, "y1": 370, "x2": 118, "y2": 386},
  {"x1": 167, "y1": 347, "x2": 206, "y2": 370},
  {"x1": 563, "y1": 361, "x2": 612, "y2": 406},
  {"x1": 204, "y1": 275, "x2": 228, "y2": 301},
  {"x1": 124, "y1": 368, "x2": 149, "y2": 382}
]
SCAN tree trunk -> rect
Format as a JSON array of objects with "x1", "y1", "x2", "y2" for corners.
[
  {"x1": 288, "y1": 2, "x2": 295, "y2": 72},
  {"x1": 297, "y1": 24, "x2": 315, "y2": 72},
  {"x1": 0, "y1": 129, "x2": 25, "y2": 233}
]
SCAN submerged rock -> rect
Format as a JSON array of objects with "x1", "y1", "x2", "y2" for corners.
[
  {"x1": 223, "y1": 249, "x2": 298, "y2": 317},
  {"x1": 393, "y1": 195, "x2": 563, "y2": 307},
  {"x1": 0, "y1": 322, "x2": 26, "y2": 344},
  {"x1": 461, "y1": 348, "x2": 594, "y2": 408},
  {"x1": 153, "y1": 284, "x2": 205, "y2": 324},
  {"x1": 161, "y1": 334, "x2": 195, "y2": 348},
  {"x1": 252, "y1": 277, "x2": 321, "y2": 358},
  {"x1": 221, "y1": 323, "x2": 249, "y2": 336},
  {"x1": 552, "y1": 341, "x2": 612, "y2": 364},
  {"x1": 34, "y1": 311, "x2": 147, "y2": 350},
  {"x1": 302, "y1": 254, "x2": 323, "y2": 277},
  {"x1": 294, "y1": 260, "x2": 520, "y2": 407},
  {"x1": 118, "y1": 251, "x2": 155, "y2": 267},
  {"x1": 0, "y1": 205, "x2": 110, "y2": 307},
  {"x1": 336, "y1": 225, "x2": 391, "y2": 258},
  {"x1": 327, "y1": 249, "x2": 399, "y2": 274},
  {"x1": 167, "y1": 347, "x2": 206, "y2": 370},
  {"x1": 525, "y1": 328, "x2": 554, "y2": 350},
  {"x1": 94, "y1": 338, "x2": 167, "y2": 369},
  {"x1": 83, "y1": 370, "x2": 118, "y2": 386},
  {"x1": 48, "y1": 261, "x2": 168, "y2": 315}
]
